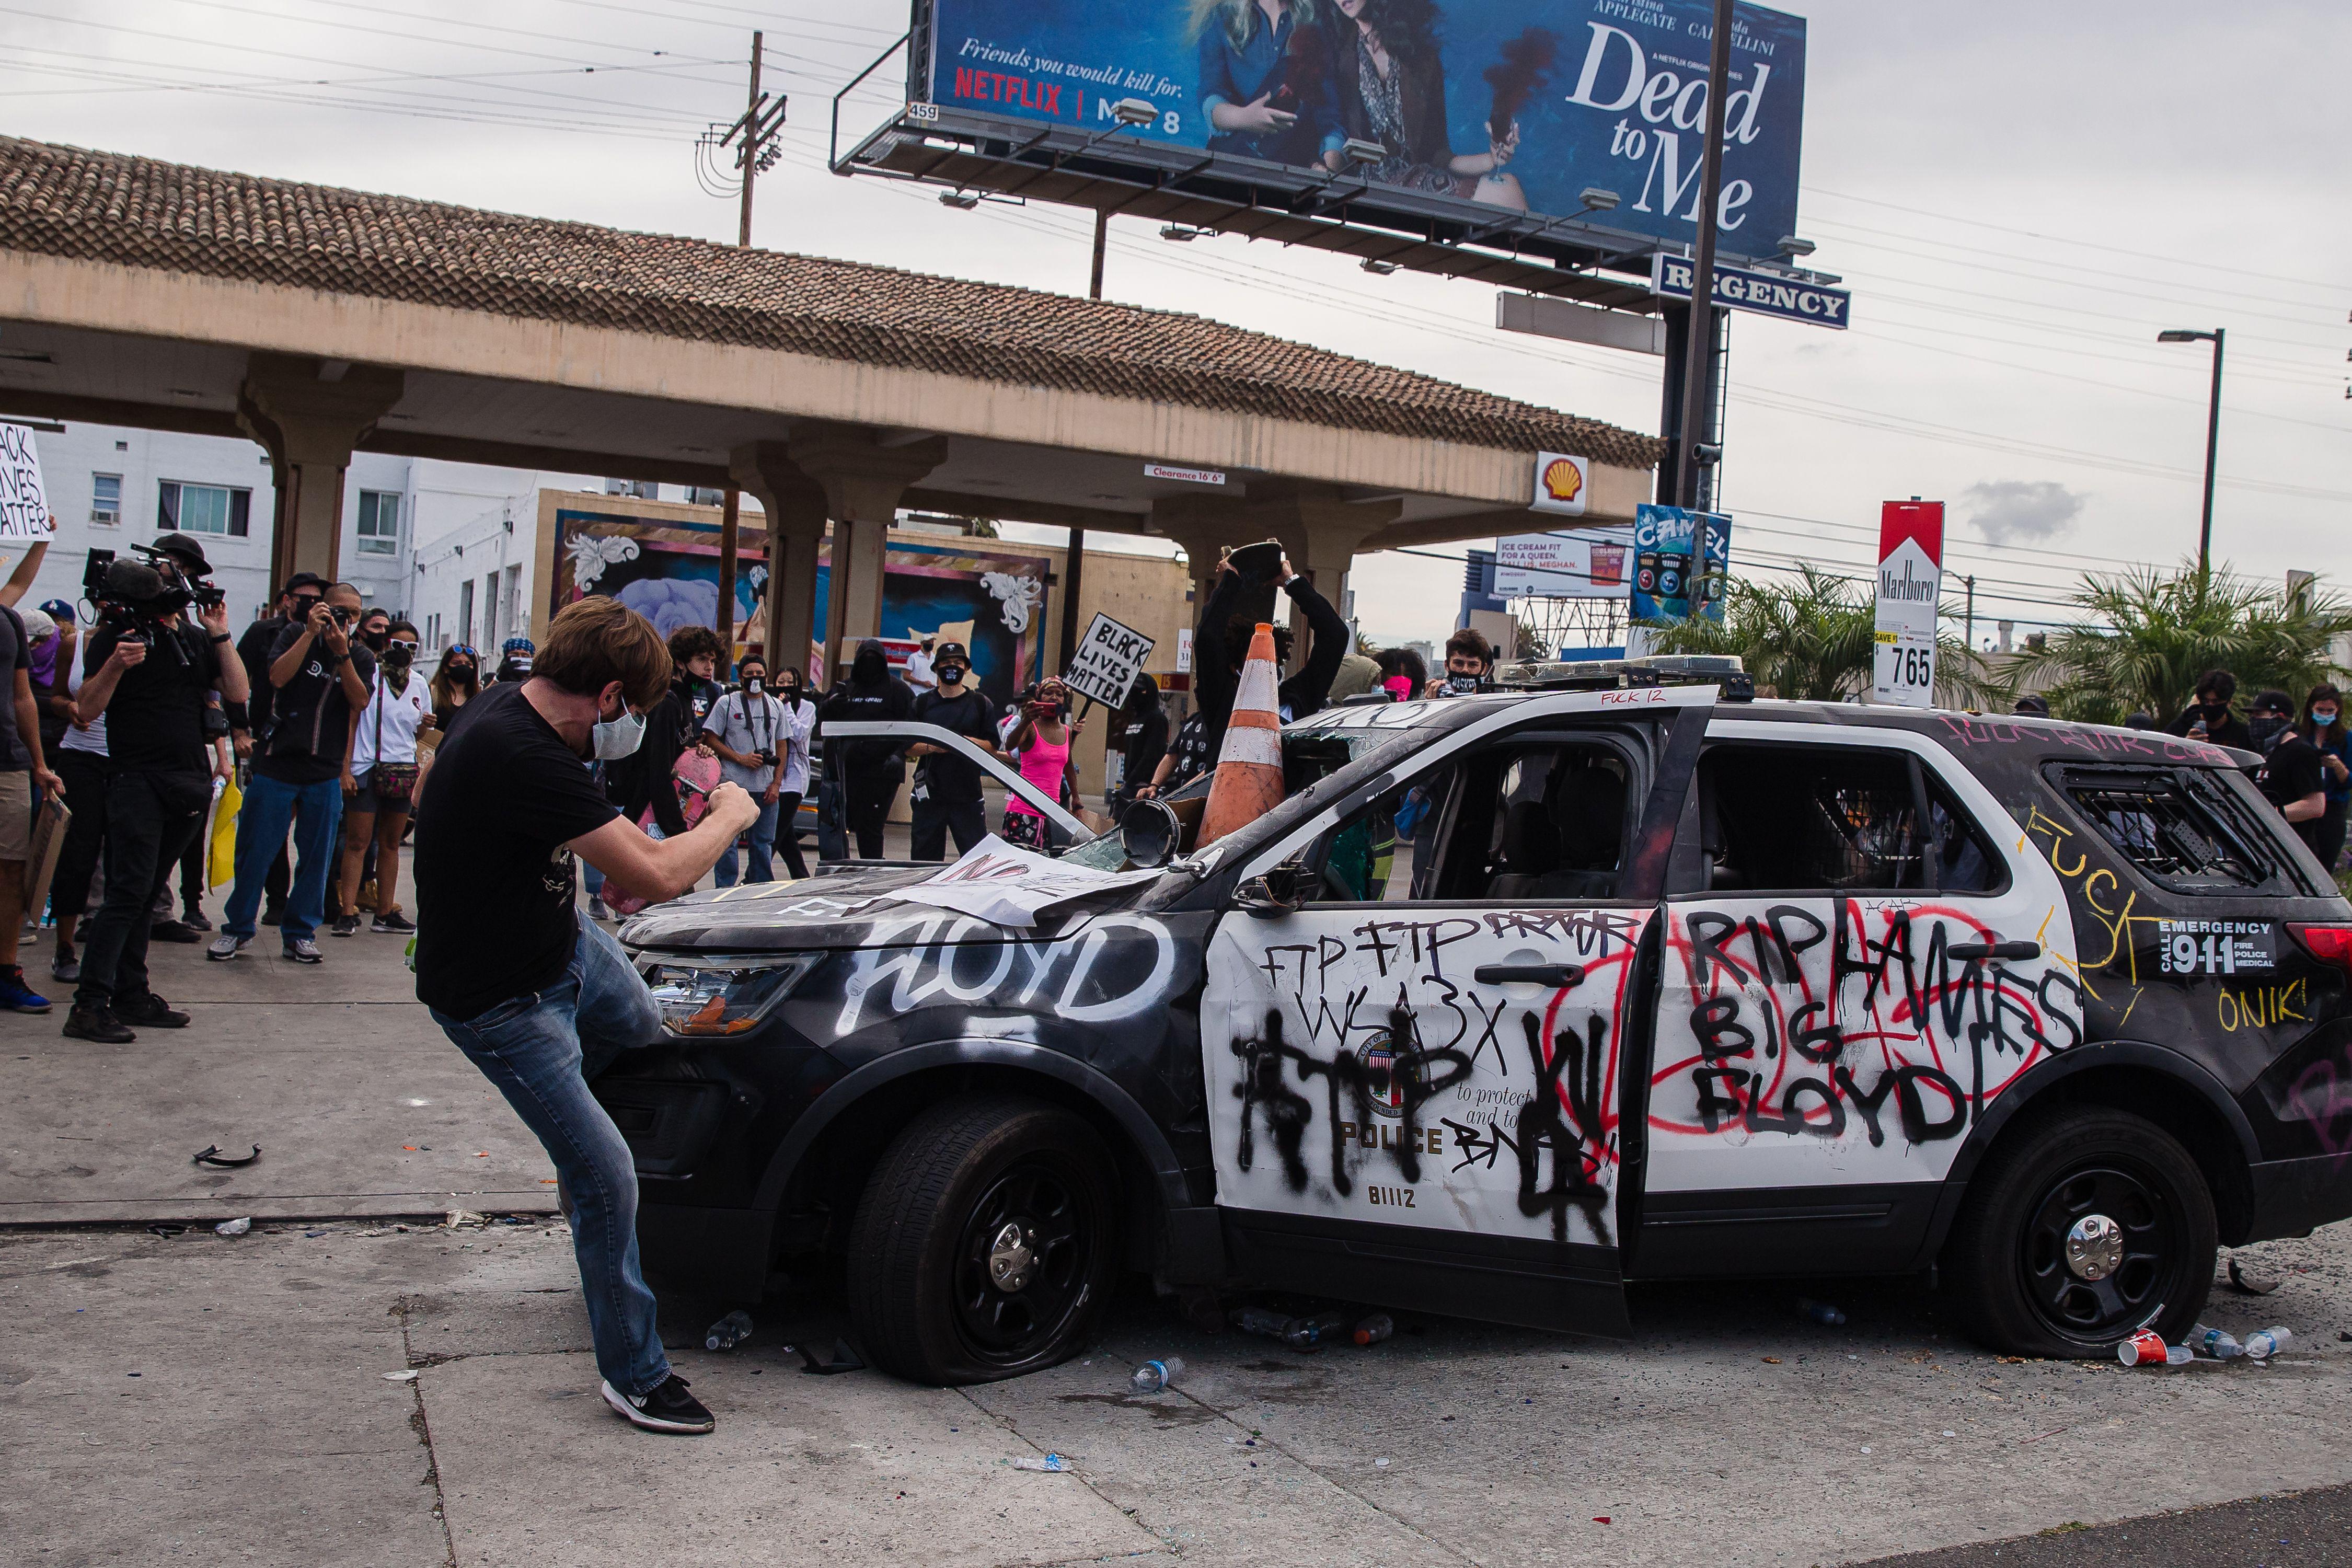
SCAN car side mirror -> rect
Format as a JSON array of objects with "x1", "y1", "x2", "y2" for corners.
[
  {"x1": 1238, "y1": 862, "x2": 1307, "y2": 919},
  {"x1": 1121, "y1": 797, "x2": 1182, "y2": 870}
]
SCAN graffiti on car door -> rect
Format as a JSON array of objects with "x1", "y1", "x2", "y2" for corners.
[
  {"x1": 1648, "y1": 897, "x2": 2085, "y2": 1184},
  {"x1": 1208, "y1": 906, "x2": 1653, "y2": 1248}
]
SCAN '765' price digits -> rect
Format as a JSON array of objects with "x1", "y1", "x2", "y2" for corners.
[{"x1": 1883, "y1": 643, "x2": 1933, "y2": 688}]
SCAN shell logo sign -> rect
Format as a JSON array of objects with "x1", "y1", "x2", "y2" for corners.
[
  {"x1": 1542, "y1": 458, "x2": 1584, "y2": 504},
  {"x1": 1531, "y1": 451, "x2": 1590, "y2": 516}
]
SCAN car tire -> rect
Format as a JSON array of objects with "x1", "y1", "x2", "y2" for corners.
[
  {"x1": 1943, "y1": 1105, "x2": 2216, "y2": 1358},
  {"x1": 847, "y1": 1096, "x2": 1120, "y2": 1386}
]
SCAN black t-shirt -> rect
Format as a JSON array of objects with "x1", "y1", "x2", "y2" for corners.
[
  {"x1": 236, "y1": 614, "x2": 288, "y2": 732},
  {"x1": 2166, "y1": 705, "x2": 2253, "y2": 752},
  {"x1": 0, "y1": 606, "x2": 26, "y2": 771},
  {"x1": 912, "y1": 686, "x2": 997, "y2": 804},
  {"x1": 1120, "y1": 706, "x2": 1169, "y2": 797},
  {"x1": 682, "y1": 676, "x2": 721, "y2": 734},
  {"x1": 88, "y1": 619, "x2": 221, "y2": 773},
  {"x1": 1163, "y1": 710, "x2": 1212, "y2": 792},
  {"x1": 259, "y1": 622, "x2": 375, "y2": 786},
  {"x1": 412, "y1": 683, "x2": 619, "y2": 1020},
  {"x1": 818, "y1": 679, "x2": 914, "y2": 778},
  {"x1": 2261, "y1": 732, "x2": 2328, "y2": 851}
]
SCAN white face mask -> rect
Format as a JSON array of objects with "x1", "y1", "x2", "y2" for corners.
[{"x1": 591, "y1": 701, "x2": 647, "y2": 760}]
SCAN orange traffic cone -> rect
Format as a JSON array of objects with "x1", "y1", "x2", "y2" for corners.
[{"x1": 1198, "y1": 622, "x2": 1286, "y2": 846}]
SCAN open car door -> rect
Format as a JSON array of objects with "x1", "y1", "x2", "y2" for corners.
[{"x1": 1198, "y1": 687, "x2": 1713, "y2": 1336}]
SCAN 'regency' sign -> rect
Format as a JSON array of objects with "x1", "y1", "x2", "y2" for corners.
[{"x1": 1652, "y1": 254, "x2": 1850, "y2": 328}]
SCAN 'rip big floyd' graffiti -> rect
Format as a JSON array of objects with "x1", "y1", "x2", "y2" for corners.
[{"x1": 1651, "y1": 899, "x2": 2084, "y2": 1176}]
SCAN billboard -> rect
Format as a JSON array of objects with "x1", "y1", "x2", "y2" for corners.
[
  {"x1": 1494, "y1": 527, "x2": 1633, "y2": 600},
  {"x1": 1629, "y1": 503, "x2": 1728, "y2": 622},
  {"x1": 923, "y1": 0, "x2": 1807, "y2": 258}
]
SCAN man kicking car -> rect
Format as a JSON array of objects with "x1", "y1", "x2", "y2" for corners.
[{"x1": 412, "y1": 597, "x2": 757, "y2": 1434}]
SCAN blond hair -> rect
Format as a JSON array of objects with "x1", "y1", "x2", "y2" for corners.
[{"x1": 1189, "y1": 0, "x2": 1318, "y2": 48}]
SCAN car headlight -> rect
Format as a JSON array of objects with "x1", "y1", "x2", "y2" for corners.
[{"x1": 639, "y1": 953, "x2": 824, "y2": 1037}]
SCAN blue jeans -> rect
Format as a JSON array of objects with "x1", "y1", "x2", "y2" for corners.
[
  {"x1": 224, "y1": 772, "x2": 344, "y2": 942},
  {"x1": 713, "y1": 797, "x2": 780, "y2": 886},
  {"x1": 432, "y1": 915, "x2": 670, "y2": 1396}
]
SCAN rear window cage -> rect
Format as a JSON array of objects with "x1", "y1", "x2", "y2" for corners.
[
  {"x1": 2046, "y1": 763, "x2": 2305, "y2": 895},
  {"x1": 1693, "y1": 741, "x2": 2007, "y2": 896}
]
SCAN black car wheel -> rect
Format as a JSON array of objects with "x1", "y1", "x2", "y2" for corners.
[
  {"x1": 847, "y1": 1096, "x2": 1119, "y2": 1385},
  {"x1": 1943, "y1": 1106, "x2": 2216, "y2": 1358}
]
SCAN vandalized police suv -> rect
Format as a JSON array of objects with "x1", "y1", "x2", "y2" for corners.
[{"x1": 604, "y1": 661, "x2": 2352, "y2": 1385}]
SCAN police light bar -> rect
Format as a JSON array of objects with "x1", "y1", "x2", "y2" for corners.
[{"x1": 1496, "y1": 653, "x2": 1750, "y2": 698}]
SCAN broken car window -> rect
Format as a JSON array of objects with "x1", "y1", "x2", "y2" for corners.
[
  {"x1": 1702, "y1": 743, "x2": 1927, "y2": 893},
  {"x1": 2054, "y1": 764, "x2": 2299, "y2": 894}
]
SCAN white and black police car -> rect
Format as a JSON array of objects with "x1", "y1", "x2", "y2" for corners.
[{"x1": 602, "y1": 658, "x2": 2352, "y2": 1383}]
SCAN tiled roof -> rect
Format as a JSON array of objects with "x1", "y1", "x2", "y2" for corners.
[{"x1": 0, "y1": 136, "x2": 1661, "y2": 468}]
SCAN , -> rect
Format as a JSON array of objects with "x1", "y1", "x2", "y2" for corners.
[{"x1": 594, "y1": 662, "x2": 2352, "y2": 1385}]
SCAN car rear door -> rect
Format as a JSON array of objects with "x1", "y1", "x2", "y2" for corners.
[
  {"x1": 1200, "y1": 687, "x2": 1711, "y2": 1334},
  {"x1": 1640, "y1": 721, "x2": 2083, "y2": 1275}
]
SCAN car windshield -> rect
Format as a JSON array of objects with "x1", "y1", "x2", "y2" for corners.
[{"x1": 1058, "y1": 723, "x2": 1426, "y2": 871}]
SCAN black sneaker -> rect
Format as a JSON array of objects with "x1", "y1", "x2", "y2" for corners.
[
  {"x1": 599, "y1": 1375, "x2": 714, "y2": 1434},
  {"x1": 260, "y1": 904, "x2": 284, "y2": 928},
  {"x1": 373, "y1": 909, "x2": 416, "y2": 934},
  {"x1": 330, "y1": 914, "x2": 361, "y2": 938},
  {"x1": 180, "y1": 906, "x2": 214, "y2": 932},
  {"x1": 62, "y1": 1004, "x2": 135, "y2": 1043},
  {"x1": 148, "y1": 918, "x2": 200, "y2": 944},
  {"x1": 114, "y1": 992, "x2": 191, "y2": 1029}
]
